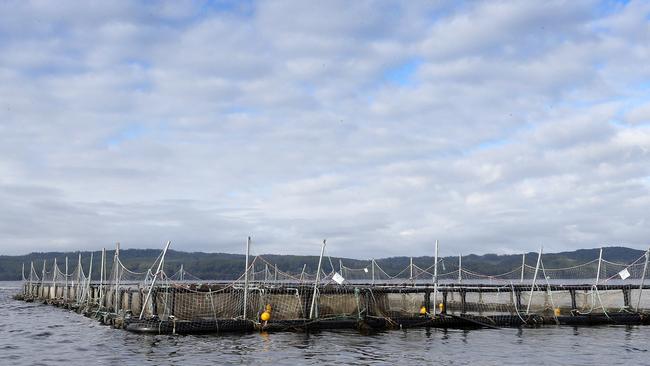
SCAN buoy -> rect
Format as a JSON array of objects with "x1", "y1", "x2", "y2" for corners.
[
  {"x1": 419, "y1": 306, "x2": 427, "y2": 315},
  {"x1": 261, "y1": 311, "x2": 271, "y2": 321},
  {"x1": 265, "y1": 304, "x2": 272, "y2": 312},
  {"x1": 438, "y1": 303, "x2": 445, "y2": 312},
  {"x1": 554, "y1": 308, "x2": 561, "y2": 316}
]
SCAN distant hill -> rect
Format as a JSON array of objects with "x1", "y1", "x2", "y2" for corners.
[{"x1": 0, "y1": 246, "x2": 646, "y2": 281}]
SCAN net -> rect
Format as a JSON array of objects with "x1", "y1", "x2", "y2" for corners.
[{"x1": 18, "y1": 242, "x2": 650, "y2": 333}]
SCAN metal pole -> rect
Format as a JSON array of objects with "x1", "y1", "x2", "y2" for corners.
[
  {"x1": 265, "y1": 264, "x2": 269, "y2": 283},
  {"x1": 636, "y1": 248, "x2": 649, "y2": 311},
  {"x1": 139, "y1": 241, "x2": 171, "y2": 320},
  {"x1": 64, "y1": 257, "x2": 68, "y2": 301},
  {"x1": 29, "y1": 261, "x2": 34, "y2": 296},
  {"x1": 526, "y1": 246, "x2": 543, "y2": 314},
  {"x1": 180, "y1": 264, "x2": 184, "y2": 282},
  {"x1": 520, "y1": 253, "x2": 526, "y2": 283},
  {"x1": 433, "y1": 240, "x2": 439, "y2": 316},
  {"x1": 101, "y1": 248, "x2": 107, "y2": 307},
  {"x1": 274, "y1": 264, "x2": 278, "y2": 282},
  {"x1": 299, "y1": 264, "x2": 306, "y2": 282},
  {"x1": 99, "y1": 248, "x2": 105, "y2": 305},
  {"x1": 21, "y1": 263, "x2": 25, "y2": 295},
  {"x1": 52, "y1": 258, "x2": 57, "y2": 300},
  {"x1": 309, "y1": 240, "x2": 326, "y2": 319},
  {"x1": 596, "y1": 248, "x2": 603, "y2": 285},
  {"x1": 243, "y1": 236, "x2": 250, "y2": 320},
  {"x1": 114, "y1": 243, "x2": 120, "y2": 314},
  {"x1": 41, "y1": 259, "x2": 46, "y2": 299},
  {"x1": 339, "y1": 259, "x2": 343, "y2": 274},
  {"x1": 86, "y1": 252, "x2": 94, "y2": 306},
  {"x1": 371, "y1": 259, "x2": 375, "y2": 285},
  {"x1": 76, "y1": 254, "x2": 81, "y2": 303},
  {"x1": 456, "y1": 254, "x2": 461, "y2": 282},
  {"x1": 409, "y1": 257, "x2": 413, "y2": 282}
]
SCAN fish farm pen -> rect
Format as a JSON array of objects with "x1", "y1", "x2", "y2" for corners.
[{"x1": 13, "y1": 239, "x2": 650, "y2": 334}]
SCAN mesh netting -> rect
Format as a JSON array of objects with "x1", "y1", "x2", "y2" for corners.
[{"x1": 18, "y1": 242, "x2": 650, "y2": 333}]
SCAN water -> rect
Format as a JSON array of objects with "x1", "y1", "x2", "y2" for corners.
[{"x1": 2, "y1": 281, "x2": 649, "y2": 365}]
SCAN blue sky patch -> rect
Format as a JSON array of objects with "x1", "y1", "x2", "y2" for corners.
[
  {"x1": 105, "y1": 124, "x2": 147, "y2": 148},
  {"x1": 383, "y1": 58, "x2": 423, "y2": 87}
]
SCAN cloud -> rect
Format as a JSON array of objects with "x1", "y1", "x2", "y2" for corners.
[{"x1": 0, "y1": 0, "x2": 649, "y2": 258}]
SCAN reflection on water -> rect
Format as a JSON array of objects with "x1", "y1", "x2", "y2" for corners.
[{"x1": 1, "y1": 281, "x2": 649, "y2": 365}]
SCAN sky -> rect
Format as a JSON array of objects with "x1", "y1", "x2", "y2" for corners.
[{"x1": 0, "y1": 0, "x2": 649, "y2": 258}]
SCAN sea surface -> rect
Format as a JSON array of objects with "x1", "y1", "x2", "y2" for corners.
[{"x1": 2, "y1": 281, "x2": 649, "y2": 365}]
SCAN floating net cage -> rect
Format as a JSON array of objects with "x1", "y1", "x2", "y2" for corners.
[{"x1": 17, "y1": 243, "x2": 650, "y2": 334}]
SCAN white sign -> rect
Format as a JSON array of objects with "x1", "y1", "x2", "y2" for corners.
[
  {"x1": 363, "y1": 268, "x2": 369, "y2": 273},
  {"x1": 332, "y1": 272, "x2": 345, "y2": 285},
  {"x1": 619, "y1": 268, "x2": 631, "y2": 280}
]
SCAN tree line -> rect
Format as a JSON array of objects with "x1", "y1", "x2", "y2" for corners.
[{"x1": 0, "y1": 246, "x2": 644, "y2": 281}]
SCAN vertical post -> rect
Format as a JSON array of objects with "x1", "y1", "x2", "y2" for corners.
[
  {"x1": 114, "y1": 243, "x2": 121, "y2": 314},
  {"x1": 101, "y1": 249, "x2": 107, "y2": 307},
  {"x1": 21, "y1": 263, "x2": 26, "y2": 295},
  {"x1": 180, "y1": 264, "x2": 184, "y2": 282},
  {"x1": 569, "y1": 289, "x2": 577, "y2": 310},
  {"x1": 274, "y1": 264, "x2": 278, "y2": 282},
  {"x1": 339, "y1": 259, "x2": 343, "y2": 274},
  {"x1": 433, "y1": 240, "x2": 439, "y2": 316},
  {"x1": 86, "y1": 252, "x2": 94, "y2": 306},
  {"x1": 64, "y1": 257, "x2": 69, "y2": 301},
  {"x1": 309, "y1": 240, "x2": 326, "y2": 319},
  {"x1": 520, "y1": 253, "x2": 526, "y2": 283},
  {"x1": 461, "y1": 290, "x2": 467, "y2": 313},
  {"x1": 243, "y1": 236, "x2": 250, "y2": 320},
  {"x1": 99, "y1": 249, "x2": 105, "y2": 305},
  {"x1": 76, "y1": 253, "x2": 82, "y2": 303},
  {"x1": 41, "y1": 259, "x2": 46, "y2": 299},
  {"x1": 371, "y1": 259, "x2": 375, "y2": 285},
  {"x1": 526, "y1": 246, "x2": 543, "y2": 314},
  {"x1": 52, "y1": 258, "x2": 57, "y2": 299},
  {"x1": 265, "y1": 264, "x2": 269, "y2": 283},
  {"x1": 29, "y1": 261, "x2": 34, "y2": 296},
  {"x1": 151, "y1": 288, "x2": 158, "y2": 317},
  {"x1": 139, "y1": 241, "x2": 171, "y2": 320},
  {"x1": 596, "y1": 248, "x2": 603, "y2": 285},
  {"x1": 623, "y1": 288, "x2": 631, "y2": 308},
  {"x1": 458, "y1": 254, "x2": 462, "y2": 283},
  {"x1": 636, "y1": 248, "x2": 650, "y2": 311},
  {"x1": 409, "y1": 257, "x2": 413, "y2": 282}
]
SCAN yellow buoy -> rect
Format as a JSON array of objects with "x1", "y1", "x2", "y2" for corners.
[
  {"x1": 419, "y1": 306, "x2": 427, "y2": 315},
  {"x1": 261, "y1": 311, "x2": 271, "y2": 321},
  {"x1": 554, "y1": 308, "x2": 561, "y2": 316},
  {"x1": 438, "y1": 303, "x2": 445, "y2": 312}
]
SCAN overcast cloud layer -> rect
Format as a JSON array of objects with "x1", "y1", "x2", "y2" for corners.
[{"x1": 1, "y1": 0, "x2": 649, "y2": 257}]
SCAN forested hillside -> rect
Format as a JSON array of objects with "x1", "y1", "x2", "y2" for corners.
[{"x1": 0, "y1": 246, "x2": 645, "y2": 281}]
